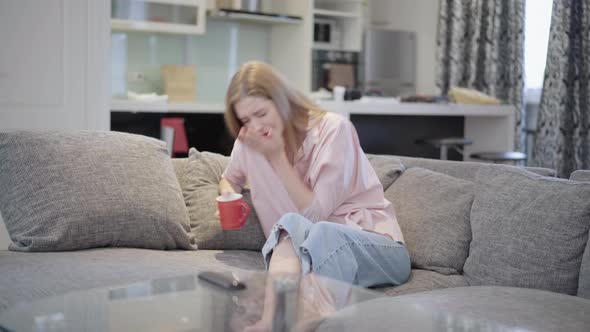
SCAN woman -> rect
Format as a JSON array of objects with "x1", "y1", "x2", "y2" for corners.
[{"x1": 219, "y1": 61, "x2": 410, "y2": 330}]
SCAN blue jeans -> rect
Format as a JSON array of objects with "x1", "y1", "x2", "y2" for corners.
[{"x1": 261, "y1": 213, "x2": 411, "y2": 287}]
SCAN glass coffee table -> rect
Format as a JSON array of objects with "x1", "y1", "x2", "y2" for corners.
[{"x1": 0, "y1": 271, "x2": 384, "y2": 332}]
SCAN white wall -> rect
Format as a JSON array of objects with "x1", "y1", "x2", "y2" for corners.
[{"x1": 369, "y1": 0, "x2": 439, "y2": 95}]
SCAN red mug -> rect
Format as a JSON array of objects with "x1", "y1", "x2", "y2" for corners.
[{"x1": 216, "y1": 193, "x2": 251, "y2": 230}]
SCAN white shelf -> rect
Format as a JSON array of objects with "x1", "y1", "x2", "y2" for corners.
[
  {"x1": 313, "y1": 9, "x2": 360, "y2": 19},
  {"x1": 208, "y1": 10, "x2": 302, "y2": 25},
  {"x1": 312, "y1": 44, "x2": 361, "y2": 52},
  {"x1": 312, "y1": 0, "x2": 364, "y2": 53},
  {"x1": 140, "y1": 0, "x2": 200, "y2": 5},
  {"x1": 111, "y1": 19, "x2": 204, "y2": 35},
  {"x1": 111, "y1": 99, "x2": 225, "y2": 113}
]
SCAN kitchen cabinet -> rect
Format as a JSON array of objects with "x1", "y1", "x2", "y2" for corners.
[
  {"x1": 109, "y1": 0, "x2": 368, "y2": 99},
  {"x1": 111, "y1": 0, "x2": 207, "y2": 35},
  {"x1": 367, "y1": 0, "x2": 394, "y2": 27},
  {"x1": 313, "y1": 0, "x2": 364, "y2": 52},
  {"x1": 0, "y1": 0, "x2": 110, "y2": 131}
]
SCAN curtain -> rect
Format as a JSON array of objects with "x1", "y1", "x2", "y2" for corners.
[
  {"x1": 533, "y1": 0, "x2": 590, "y2": 177},
  {"x1": 436, "y1": 0, "x2": 526, "y2": 151}
]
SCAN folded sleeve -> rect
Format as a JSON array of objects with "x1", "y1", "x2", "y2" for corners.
[
  {"x1": 222, "y1": 139, "x2": 247, "y2": 188},
  {"x1": 300, "y1": 118, "x2": 360, "y2": 222}
]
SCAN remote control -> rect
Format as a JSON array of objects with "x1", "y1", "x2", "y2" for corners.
[{"x1": 198, "y1": 271, "x2": 246, "y2": 290}]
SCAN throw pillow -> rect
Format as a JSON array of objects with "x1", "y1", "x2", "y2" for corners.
[
  {"x1": 384, "y1": 167, "x2": 475, "y2": 275},
  {"x1": 464, "y1": 165, "x2": 590, "y2": 295},
  {"x1": 0, "y1": 131, "x2": 197, "y2": 252},
  {"x1": 171, "y1": 158, "x2": 189, "y2": 186},
  {"x1": 182, "y1": 148, "x2": 266, "y2": 250},
  {"x1": 366, "y1": 154, "x2": 405, "y2": 190}
]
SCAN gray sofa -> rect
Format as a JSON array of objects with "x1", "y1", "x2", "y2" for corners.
[{"x1": 1, "y1": 132, "x2": 590, "y2": 331}]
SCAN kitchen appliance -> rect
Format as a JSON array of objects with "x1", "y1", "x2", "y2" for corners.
[
  {"x1": 362, "y1": 29, "x2": 416, "y2": 97},
  {"x1": 314, "y1": 18, "x2": 340, "y2": 49},
  {"x1": 312, "y1": 50, "x2": 360, "y2": 92}
]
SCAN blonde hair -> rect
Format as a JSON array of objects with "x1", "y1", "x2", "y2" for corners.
[{"x1": 225, "y1": 61, "x2": 326, "y2": 162}]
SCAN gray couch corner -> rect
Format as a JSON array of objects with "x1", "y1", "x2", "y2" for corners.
[{"x1": 372, "y1": 155, "x2": 590, "y2": 300}]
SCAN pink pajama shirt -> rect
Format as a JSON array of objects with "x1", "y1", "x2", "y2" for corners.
[{"x1": 222, "y1": 112, "x2": 404, "y2": 243}]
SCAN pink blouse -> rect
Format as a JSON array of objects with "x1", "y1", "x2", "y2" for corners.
[{"x1": 223, "y1": 112, "x2": 404, "y2": 242}]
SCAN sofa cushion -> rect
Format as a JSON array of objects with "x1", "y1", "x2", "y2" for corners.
[
  {"x1": 384, "y1": 168, "x2": 474, "y2": 275},
  {"x1": 0, "y1": 131, "x2": 196, "y2": 252},
  {"x1": 365, "y1": 154, "x2": 405, "y2": 190},
  {"x1": 182, "y1": 148, "x2": 266, "y2": 250},
  {"x1": 464, "y1": 165, "x2": 590, "y2": 295},
  {"x1": 396, "y1": 156, "x2": 556, "y2": 180},
  {"x1": 571, "y1": 172, "x2": 590, "y2": 298},
  {"x1": 0, "y1": 248, "x2": 265, "y2": 313},
  {"x1": 379, "y1": 269, "x2": 468, "y2": 297},
  {"x1": 171, "y1": 157, "x2": 189, "y2": 185}
]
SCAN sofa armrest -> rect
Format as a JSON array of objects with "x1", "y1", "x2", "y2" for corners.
[{"x1": 570, "y1": 170, "x2": 590, "y2": 182}]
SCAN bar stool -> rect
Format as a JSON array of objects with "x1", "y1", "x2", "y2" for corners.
[
  {"x1": 470, "y1": 151, "x2": 527, "y2": 165},
  {"x1": 418, "y1": 137, "x2": 473, "y2": 160}
]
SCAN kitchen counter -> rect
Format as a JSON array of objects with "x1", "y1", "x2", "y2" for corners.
[
  {"x1": 111, "y1": 99, "x2": 516, "y2": 159},
  {"x1": 111, "y1": 99, "x2": 513, "y2": 117},
  {"x1": 111, "y1": 100, "x2": 225, "y2": 113},
  {"x1": 318, "y1": 101, "x2": 516, "y2": 160},
  {"x1": 317, "y1": 101, "x2": 514, "y2": 117}
]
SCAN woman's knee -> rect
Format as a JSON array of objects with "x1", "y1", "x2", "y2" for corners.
[
  {"x1": 278, "y1": 212, "x2": 301, "y2": 222},
  {"x1": 275, "y1": 212, "x2": 313, "y2": 230},
  {"x1": 278, "y1": 212, "x2": 309, "y2": 223},
  {"x1": 306, "y1": 221, "x2": 351, "y2": 243},
  {"x1": 272, "y1": 213, "x2": 314, "y2": 242},
  {"x1": 303, "y1": 222, "x2": 354, "y2": 263}
]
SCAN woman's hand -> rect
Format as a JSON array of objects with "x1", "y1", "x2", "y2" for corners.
[
  {"x1": 238, "y1": 126, "x2": 285, "y2": 161},
  {"x1": 214, "y1": 190, "x2": 232, "y2": 219}
]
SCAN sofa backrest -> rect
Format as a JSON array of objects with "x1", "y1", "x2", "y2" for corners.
[
  {"x1": 174, "y1": 154, "x2": 557, "y2": 194},
  {"x1": 394, "y1": 155, "x2": 556, "y2": 180}
]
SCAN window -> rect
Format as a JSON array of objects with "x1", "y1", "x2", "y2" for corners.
[{"x1": 524, "y1": 0, "x2": 553, "y2": 103}]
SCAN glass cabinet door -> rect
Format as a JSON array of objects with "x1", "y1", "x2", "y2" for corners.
[{"x1": 111, "y1": 0, "x2": 206, "y2": 35}]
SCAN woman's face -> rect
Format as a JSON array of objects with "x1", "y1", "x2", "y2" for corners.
[{"x1": 234, "y1": 96, "x2": 285, "y2": 137}]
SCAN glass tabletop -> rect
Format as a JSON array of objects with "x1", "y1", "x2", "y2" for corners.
[{"x1": 0, "y1": 271, "x2": 384, "y2": 332}]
